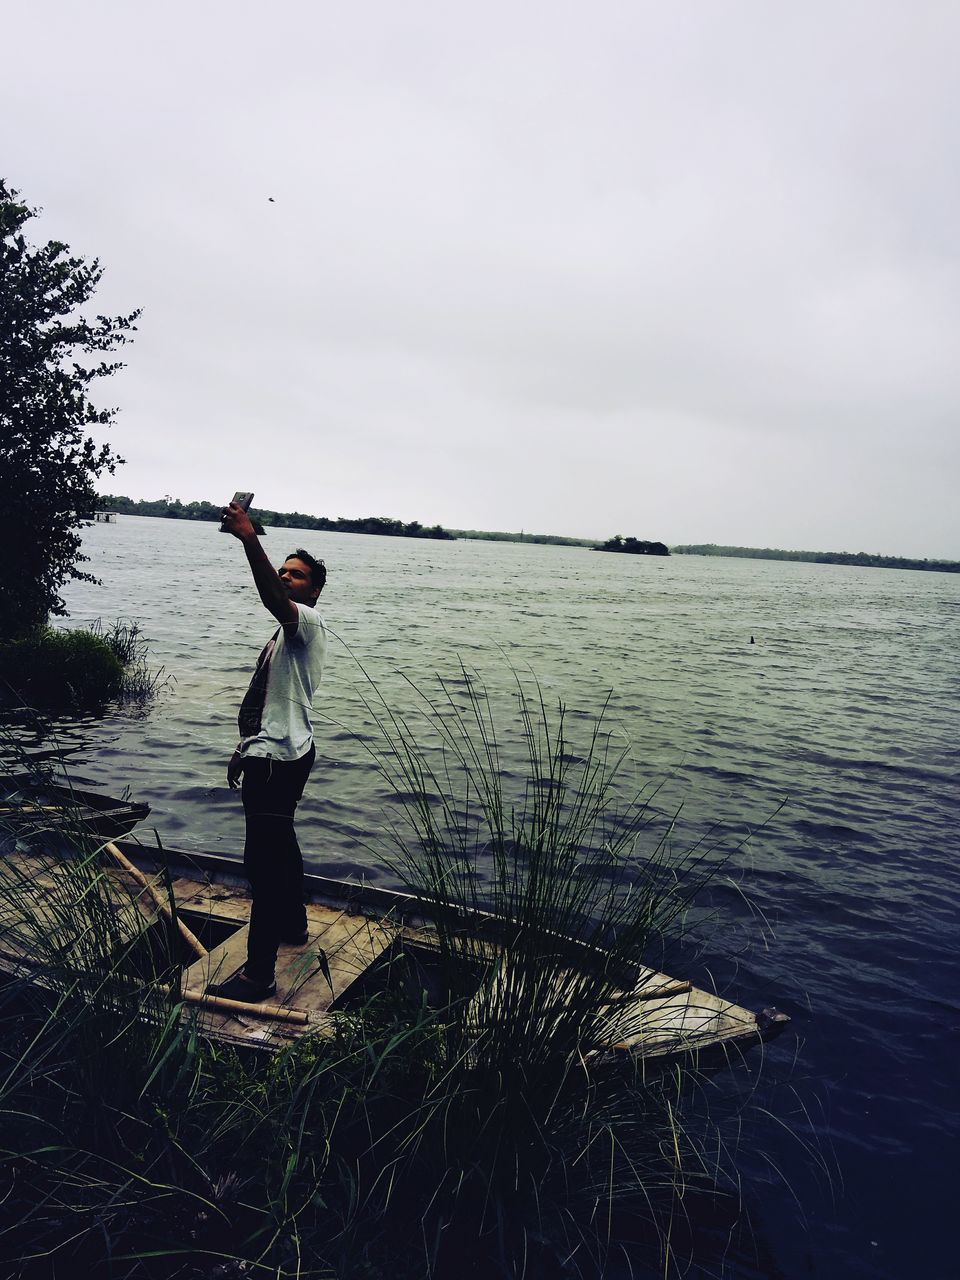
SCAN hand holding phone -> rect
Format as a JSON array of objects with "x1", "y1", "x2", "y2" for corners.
[{"x1": 219, "y1": 491, "x2": 254, "y2": 533}]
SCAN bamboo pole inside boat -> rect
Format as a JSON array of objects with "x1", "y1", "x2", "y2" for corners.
[
  {"x1": 178, "y1": 987, "x2": 309, "y2": 1025},
  {"x1": 103, "y1": 841, "x2": 208, "y2": 960},
  {"x1": 631, "y1": 980, "x2": 692, "y2": 1001},
  {"x1": 0, "y1": 804, "x2": 67, "y2": 813}
]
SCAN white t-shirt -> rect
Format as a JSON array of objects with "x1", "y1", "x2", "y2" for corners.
[{"x1": 238, "y1": 603, "x2": 326, "y2": 761}]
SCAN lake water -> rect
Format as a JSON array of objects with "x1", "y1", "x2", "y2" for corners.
[{"x1": 15, "y1": 515, "x2": 960, "y2": 1279}]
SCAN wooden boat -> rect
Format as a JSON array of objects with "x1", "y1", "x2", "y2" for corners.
[
  {"x1": 0, "y1": 774, "x2": 150, "y2": 840},
  {"x1": 0, "y1": 827, "x2": 789, "y2": 1063}
]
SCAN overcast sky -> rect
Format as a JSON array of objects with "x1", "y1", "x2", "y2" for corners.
[{"x1": 5, "y1": 1, "x2": 958, "y2": 556}]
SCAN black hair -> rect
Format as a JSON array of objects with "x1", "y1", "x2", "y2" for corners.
[{"x1": 286, "y1": 549, "x2": 327, "y2": 594}]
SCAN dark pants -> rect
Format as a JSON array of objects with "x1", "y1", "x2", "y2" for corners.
[{"x1": 240, "y1": 745, "x2": 315, "y2": 982}]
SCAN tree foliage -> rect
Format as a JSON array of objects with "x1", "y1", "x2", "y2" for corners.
[
  {"x1": 671, "y1": 543, "x2": 960, "y2": 573},
  {"x1": 0, "y1": 180, "x2": 139, "y2": 640},
  {"x1": 100, "y1": 493, "x2": 456, "y2": 540}
]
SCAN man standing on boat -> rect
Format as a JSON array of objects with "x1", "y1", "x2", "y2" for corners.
[{"x1": 213, "y1": 501, "x2": 327, "y2": 1003}]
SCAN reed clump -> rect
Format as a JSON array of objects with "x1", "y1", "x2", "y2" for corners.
[
  {"x1": 0, "y1": 619, "x2": 167, "y2": 707},
  {"x1": 347, "y1": 666, "x2": 742, "y2": 1275},
  {"x1": 0, "y1": 671, "x2": 756, "y2": 1279}
]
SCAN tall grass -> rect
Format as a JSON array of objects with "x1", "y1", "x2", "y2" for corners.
[
  {"x1": 342, "y1": 664, "x2": 754, "y2": 1275},
  {"x1": 359, "y1": 665, "x2": 723, "y2": 1064},
  {"x1": 86, "y1": 618, "x2": 170, "y2": 704},
  {"x1": 0, "y1": 671, "x2": 766, "y2": 1279}
]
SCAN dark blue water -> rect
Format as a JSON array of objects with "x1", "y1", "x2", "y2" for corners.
[{"x1": 15, "y1": 516, "x2": 960, "y2": 1279}]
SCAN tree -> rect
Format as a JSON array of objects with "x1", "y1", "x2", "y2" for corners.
[{"x1": 0, "y1": 179, "x2": 139, "y2": 640}]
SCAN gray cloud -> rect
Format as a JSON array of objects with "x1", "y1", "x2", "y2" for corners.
[{"x1": 4, "y1": 0, "x2": 958, "y2": 555}]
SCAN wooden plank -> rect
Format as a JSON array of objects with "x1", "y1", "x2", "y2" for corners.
[
  {"x1": 278, "y1": 912, "x2": 397, "y2": 1011},
  {"x1": 263, "y1": 902, "x2": 353, "y2": 1003},
  {"x1": 174, "y1": 924, "x2": 307, "y2": 1044},
  {"x1": 175, "y1": 903, "x2": 396, "y2": 1025},
  {"x1": 0, "y1": 860, "x2": 151, "y2": 958},
  {"x1": 305, "y1": 903, "x2": 358, "y2": 938},
  {"x1": 104, "y1": 856, "x2": 250, "y2": 922},
  {"x1": 182, "y1": 924, "x2": 251, "y2": 992},
  {"x1": 608, "y1": 980, "x2": 757, "y2": 1055},
  {"x1": 399, "y1": 923, "x2": 499, "y2": 964},
  {"x1": 321, "y1": 916, "x2": 397, "y2": 1004},
  {"x1": 4, "y1": 854, "x2": 125, "y2": 904},
  {"x1": 167, "y1": 877, "x2": 251, "y2": 922},
  {"x1": 180, "y1": 1001, "x2": 272, "y2": 1045}
]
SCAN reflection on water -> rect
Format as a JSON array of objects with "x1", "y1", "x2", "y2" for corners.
[{"x1": 5, "y1": 514, "x2": 958, "y2": 1280}]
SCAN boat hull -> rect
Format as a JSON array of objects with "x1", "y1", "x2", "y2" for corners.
[
  {"x1": 113, "y1": 840, "x2": 791, "y2": 1062},
  {"x1": 0, "y1": 819, "x2": 789, "y2": 1062},
  {"x1": 0, "y1": 775, "x2": 150, "y2": 840}
]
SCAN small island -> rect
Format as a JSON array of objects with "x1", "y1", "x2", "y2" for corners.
[{"x1": 596, "y1": 535, "x2": 669, "y2": 556}]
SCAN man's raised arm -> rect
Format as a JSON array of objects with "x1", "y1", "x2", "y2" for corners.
[{"x1": 221, "y1": 501, "x2": 298, "y2": 626}]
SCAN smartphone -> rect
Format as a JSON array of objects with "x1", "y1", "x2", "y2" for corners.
[{"x1": 219, "y1": 491, "x2": 254, "y2": 532}]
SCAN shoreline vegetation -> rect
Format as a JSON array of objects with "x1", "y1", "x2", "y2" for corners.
[
  {"x1": 95, "y1": 496, "x2": 957, "y2": 572},
  {"x1": 672, "y1": 542, "x2": 960, "y2": 573},
  {"x1": 98, "y1": 494, "x2": 456, "y2": 540},
  {"x1": 450, "y1": 527, "x2": 599, "y2": 546},
  {"x1": 0, "y1": 619, "x2": 166, "y2": 708}
]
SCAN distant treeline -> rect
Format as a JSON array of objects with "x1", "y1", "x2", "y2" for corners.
[
  {"x1": 451, "y1": 528, "x2": 597, "y2": 547},
  {"x1": 98, "y1": 496, "x2": 456, "y2": 540},
  {"x1": 671, "y1": 544, "x2": 960, "y2": 574},
  {"x1": 596, "y1": 536, "x2": 669, "y2": 556}
]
